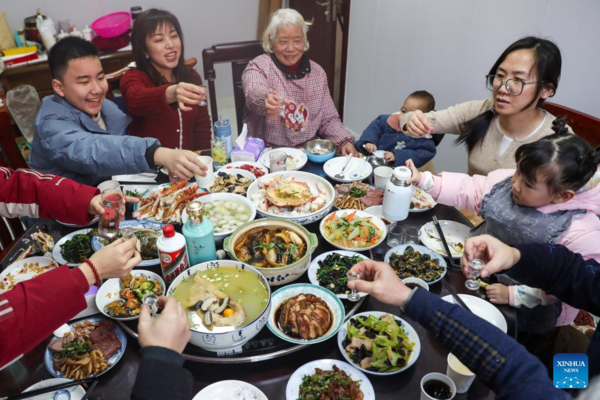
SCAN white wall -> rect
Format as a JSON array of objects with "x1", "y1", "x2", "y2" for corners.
[
  {"x1": 344, "y1": 0, "x2": 600, "y2": 174},
  {"x1": 2, "y1": 0, "x2": 259, "y2": 99}
]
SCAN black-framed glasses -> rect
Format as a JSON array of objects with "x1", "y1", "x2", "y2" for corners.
[{"x1": 486, "y1": 74, "x2": 542, "y2": 96}]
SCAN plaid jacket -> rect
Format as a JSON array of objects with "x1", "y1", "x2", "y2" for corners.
[{"x1": 242, "y1": 54, "x2": 354, "y2": 149}]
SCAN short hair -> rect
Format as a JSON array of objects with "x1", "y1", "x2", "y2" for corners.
[
  {"x1": 49, "y1": 37, "x2": 99, "y2": 80},
  {"x1": 262, "y1": 9, "x2": 312, "y2": 53},
  {"x1": 408, "y1": 90, "x2": 436, "y2": 112}
]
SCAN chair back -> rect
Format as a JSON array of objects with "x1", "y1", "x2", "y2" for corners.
[
  {"x1": 202, "y1": 41, "x2": 263, "y2": 134},
  {"x1": 542, "y1": 102, "x2": 600, "y2": 147}
]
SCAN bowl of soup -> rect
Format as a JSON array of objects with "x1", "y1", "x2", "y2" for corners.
[
  {"x1": 223, "y1": 218, "x2": 318, "y2": 286},
  {"x1": 167, "y1": 260, "x2": 271, "y2": 351}
]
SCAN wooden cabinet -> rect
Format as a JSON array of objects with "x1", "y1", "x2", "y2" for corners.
[{"x1": 1, "y1": 51, "x2": 134, "y2": 99}]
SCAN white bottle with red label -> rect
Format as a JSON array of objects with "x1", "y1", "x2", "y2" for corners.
[{"x1": 157, "y1": 224, "x2": 190, "y2": 284}]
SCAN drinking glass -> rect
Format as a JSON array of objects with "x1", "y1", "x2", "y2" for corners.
[
  {"x1": 465, "y1": 259, "x2": 485, "y2": 290},
  {"x1": 98, "y1": 189, "x2": 124, "y2": 239},
  {"x1": 198, "y1": 84, "x2": 208, "y2": 106},
  {"x1": 269, "y1": 150, "x2": 287, "y2": 172},
  {"x1": 404, "y1": 227, "x2": 420, "y2": 244},
  {"x1": 121, "y1": 226, "x2": 134, "y2": 240},
  {"x1": 347, "y1": 271, "x2": 360, "y2": 301},
  {"x1": 211, "y1": 136, "x2": 227, "y2": 169},
  {"x1": 423, "y1": 115, "x2": 435, "y2": 140},
  {"x1": 387, "y1": 224, "x2": 405, "y2": 247},
  {"x1": 143, "y1": 294, "x2": 159, "y2": 318}
]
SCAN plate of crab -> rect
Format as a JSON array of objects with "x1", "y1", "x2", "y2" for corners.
[
  {"x1": 247, "y1": 171, "x2": 335, "y2": 225},
  {"x1": 132, "y1": 181, "x2": 208, "y2": 224}
]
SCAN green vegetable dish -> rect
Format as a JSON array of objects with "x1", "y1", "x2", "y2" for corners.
[
  {"x1": 298, "y1": 365, "x2": 364, "y2": 400},
  {"x1": 388, "y1": 246, "x2": 445, "y2": 283},
  {"x1": 60, "y1": 231, "x2": 94, "y2": 263},
  {"x1": 59, "y1": 339, "x2": 92, "y2": 359},
  {"x1": 316, "y1": 253, "x2": 364, "y2": 295},
  {"x1": 342, "y1": 314, "x2": 415, "y2": 373}
]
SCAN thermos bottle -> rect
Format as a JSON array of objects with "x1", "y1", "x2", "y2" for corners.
[{"x1": 382, "y1": 166, "x2": 414, "y2": 222}]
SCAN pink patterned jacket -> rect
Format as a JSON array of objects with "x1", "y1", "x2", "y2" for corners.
[{"x1": 242, "y1": 54, "x2": 354, "y2": 149}]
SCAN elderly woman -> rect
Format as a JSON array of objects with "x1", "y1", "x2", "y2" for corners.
[{"x1": 242, "y1": 9, "x2": 358, "y2": 155}]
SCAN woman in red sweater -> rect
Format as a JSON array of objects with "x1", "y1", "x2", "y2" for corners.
[{"x1": 121, "y1": 9, "x2": 212, "y2": 151}]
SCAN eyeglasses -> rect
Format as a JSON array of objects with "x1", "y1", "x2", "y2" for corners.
[{"x1": 486, "y1": 74, "x2": 542, "y2": 96}]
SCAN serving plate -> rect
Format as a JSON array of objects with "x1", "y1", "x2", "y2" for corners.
[
  {"x1": 324, "y1": 156, "x2": 373, "y2": 183},
  {"x1": 442, "y1": 294, "x2": 508, "y2": 333},
  {"x1": 259, "y1": 147, "x2": 307, "y2": 171},
  {"x1": 0, "y1": 256, "x2": 59, "y2": 294},
  {"x1": 52, "y1": 229, "x2": 93, "y2": 267},
  {"x1": 307, "y1": 250, "x2": 369, "y2": 299},
  {"x1": 410, "y1": 188, "x2": 437, "y2": 213},
  {"x1": 384, "y1": 244, "x2": 448, "y2": 285},
  {"x1": 193, "y1": 380, "x2": 267, "y2": 400},
  {"x1": 217, "y1": 161, "x2": 269, "y2": 178},
  {"x1": 208, "y1": 168, "x2": 256, "y2": 195},
  {"x1": 22, "y1": 378, "x2": 86, "y2": 400},
  {"x1": 337, "y1": 311, "x2": 421, "y2": 376},
  {"x1": 319, "y1": 209, "x2": 387, "y2": 251},
  {"x1": 55, "y1": 216, "x2": 99, "y2": 228},
  {"x1": 286, "y1": 359, "x2": 375, "y2": 400},
  {"x1": 133, "y1": 182, "x2": 207, "y2": 224},
  {"x1": 419, "y1": 220, "x2": 470, "y2": 258}
]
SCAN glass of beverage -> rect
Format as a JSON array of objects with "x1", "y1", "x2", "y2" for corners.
[
  {"x1": 422, "y1": 115, "x2": 436, "y2": 140},
  {"x1": 465, "y1": 259, "x2": 485, "y2": 290},
  {"x1": 269, "y1": 150, "x2": 287, "y2": 172},
  {"x1": 347, "y1": 271, "x2": 360, "y2": 301},
  {"x1": 121, "y1": 226, "x2": 135, "y2": 240},
  {"x1": 198, "y1": 84, "x2": 208, "y2": 106},
  {"x1": 142, "y1": 294, "x2": 159, "y2": 318},
  {"x1": 98, "y1": 189, "x2": 125, "y2": 239},
  {"x1": 404, "y1": 227, "x2": 420, "y2": 244},
  {"x1": 211, "y1": 136, "x2": 227, "y2": 169},
  {"x1": 421, "y1": 372, "x2": 456, "y2": 400},
  {"x1": 387, "y1": 223, "x2": 405, "y2": 247}
]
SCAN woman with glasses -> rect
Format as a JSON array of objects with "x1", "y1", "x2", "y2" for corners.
[{"x1": 400, "y1": 36, "x2": 570, "y2": 176}]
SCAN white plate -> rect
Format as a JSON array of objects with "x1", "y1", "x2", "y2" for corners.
[
  {"x1": 324, "y1": 156, "x2": 373, "y2": 183},
  {"x1": 363, "y1": 205, "x2": 393, "y2": 225},
  {"x1": 55, "y1": 216, "x2": 99, "y2": 228},
  {"x1": 267, "y1": 283, "x2": 345, "y2": 345},
  {"x1": 410, "y1": 188, "x2": 437, "y2": 212},
  {"x1": 96, "y1": 270, "x2": 165, "y2": 321},
  {"x1": 384, "y1": 244, "x2": 448, "y2": 285},
  {"x1": 286, "y1": 359, "x2": 375, "y2": 400},
  {"x1": 320, "y1": 209, "x2": 387, "y2": 251},
  {"x1": 217, "y1": 161, "x2": 269, "y2": 178},
  {"x1": 52, "y1": 229, "x2": 93, "y2": 267},
  {"x1": 247, "y1": 171, "x2": 335, "y2": 225},
  {"x1": 442, "y1": 294, "x2": 508, "y2": 333},
  {"x1": 307, "y1": 251, "x2": 369, "y2": 299},
  {"x1": 22, "y1": 378, "x2": 86, "y2": 400},
  {"x1": 112, "y1": 173, "x2": 157, "y2": 182},
  {"x1": 259, "y1": 147, "x2": 308, "y2": 171},
  {"x1": 419, "y1": 220, "x2": 470, "y2": 258},
  {"x1": 209, "y1": 168, "x2": 256, "y2": 195},
  {"x1": 0, "y1": 256, "x2": 59, "y2": 294},
  {"x1": 337, "y1": 311, "x2": 421, "y2": 376},
  {"x1": 194, "y1": 380, "x2": 267, "y2": 400},
  {"x1": 133, "y1": 182, "x2": 207, "y2": 224},
  {"x1": 91, "y1": 220, "x2": 162, "y2": 267}
]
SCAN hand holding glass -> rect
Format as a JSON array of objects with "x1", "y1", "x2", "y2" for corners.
[
  {"x1": 465, "y1": 259, "x2": 484, "y2": 290},
  {"x1": 347, "y1": 271, "x2": 360, "y2": 301}
]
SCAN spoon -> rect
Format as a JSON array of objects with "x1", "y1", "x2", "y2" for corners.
[{"x1": 334, "y1": 154, "x2": 353, "y2": 180}]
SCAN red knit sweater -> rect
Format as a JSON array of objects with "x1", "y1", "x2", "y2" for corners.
[{"x1": 120, "y1": 68, "x2": 212, "y2": 151}]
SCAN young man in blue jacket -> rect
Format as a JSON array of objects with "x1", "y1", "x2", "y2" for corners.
[
  {"x1": 30, "y1": 37, "x2": 207, "y2": 186},
  {"x1": 355, "y1": 90, "x2": 437, "y2": 167},
  {"x1": 348, "y1": 234, "x2": 600, "y2": 399}
]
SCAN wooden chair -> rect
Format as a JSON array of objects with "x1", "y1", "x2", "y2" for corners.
[
  {"x1": 542, "y1": 102, "x2": 600, "y2": 147},
  {"x1": 202, "y1": 41, "x2": 264, "y2": 134}
]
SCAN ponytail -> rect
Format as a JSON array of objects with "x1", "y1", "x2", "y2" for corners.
[
  {"x1": 551, "y1": 116, "x2": 569, "y2": 135},
  {"x1": 455, "y1": 109, "x2": 495, "y2": 152}
]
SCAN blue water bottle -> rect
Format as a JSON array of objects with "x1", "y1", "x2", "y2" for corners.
[{"x1": 214, "y1": 116, "x2": 233, "y2": 166}]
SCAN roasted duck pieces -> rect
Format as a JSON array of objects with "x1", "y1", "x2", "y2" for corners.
[{"x1": 276, "y1": 293, "x2": 333, "y2": 340}]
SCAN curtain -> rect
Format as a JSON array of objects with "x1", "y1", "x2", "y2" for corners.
[{"x1": 257, "y1": 0, "x2": 283, "y2": 39}]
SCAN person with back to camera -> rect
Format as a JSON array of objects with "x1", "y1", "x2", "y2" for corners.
[
  {"x1": 121, "y1": 8, "x2": 212, "y2": 152},
  {"x1": 401, "y1": 36, "x2": 571, "y2": 176},
  {"x1": 355, "y1": 90, "x2": 437, "y2": 168},
  {"x1": 29, "y1": 37, "x2": 207, "y2": 186}
]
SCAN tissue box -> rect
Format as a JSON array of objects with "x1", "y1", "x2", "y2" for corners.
[{"x1": 231, "y1": 137, "x2": 265, "y2": 162}]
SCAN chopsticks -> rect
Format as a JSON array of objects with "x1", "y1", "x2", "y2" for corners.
[
  {"x1": 80, "y1": 380, "x2": 99, "y2": 400},
  {"x1": 432, "y1": 216, "x2": 472, "y2": 313},
  {"x1": 2, "y1": 378, "x2": 95, "y2": 400}
]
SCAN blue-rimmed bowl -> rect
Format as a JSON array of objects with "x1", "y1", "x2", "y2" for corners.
[
  {"x1": 166, "y1": 260, "x2": 271, "y2": 351},
  {"x1": 267, "y1": 283, "x2": 345, "y2": 345},
  {"x1": 304, "y1": 139, "x2": 336, "y2": 163}
]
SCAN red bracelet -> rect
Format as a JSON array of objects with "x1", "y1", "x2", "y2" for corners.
[{"x1": 83, "y1": 258, "x2": 101, "y2": 287}]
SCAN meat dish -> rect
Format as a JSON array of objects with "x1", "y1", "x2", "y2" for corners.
[
  {"x1": 334, "y1": 182, "x2": 383, "y2": 210},
  {"x1": 250, "y1": 175, "x2": 328, "y2": 216},
  {"x1": 133, "y1": 181, "x2": 207, "y2": 223},
  {"x1": 210, "y1": 172, "x2": 253, "y2": 194},
  {"x1": 298, "y1": 365, "x2": 364, "y2": 400},
  {"x1": 234, "y1": 227, "x2": 307, "y2": 268},
  {"x1": 276, "y1": 293, "x2": 333, "y2": 340}
]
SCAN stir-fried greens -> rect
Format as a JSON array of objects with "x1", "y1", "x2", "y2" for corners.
[
  {"x1": 59, "y1": 339, "x2": 92, "y2": 359},
  {"x1": 343, "y1": 314, "x2": 415, "y2": 373},
  {"x1": 316, "y1": 253, "x2": 364, "y2": 295},
  {"x1": 322, "y1": 211, "x2": 384, "y2": 249},
  {"x1": 298, "y1": 365, "x2": 364, "y2": 400},
  {"x1": 60, "y1": 231, "x2": 94, "y2": 263},
  {"x1": 388, "y1": 246, "x2": 445, "y2": 282}
]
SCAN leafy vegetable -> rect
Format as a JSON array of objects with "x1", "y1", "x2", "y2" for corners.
[
  {"x1": 349, "y1": 186, "x2": 367, "y2": 198},
  {"x1": 316, "y1": 253, "x2": 363, "y2": 295},
  {"x1": 59, "y1": 339, "x2": 92, "y2": 359},
  {"x1": 125, "y1": 190, "x2": 142, "y2": 199},
  {"x1": 298, "y1": 365, "x2": 363, "y2": 400},
  {"x1": 60, "y1": 232, "x2": 94, "y2": 263}
]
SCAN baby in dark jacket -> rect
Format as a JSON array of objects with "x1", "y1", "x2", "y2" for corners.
[{"x1": 355, "y1": 91, "x2": 437, "y2": 168}]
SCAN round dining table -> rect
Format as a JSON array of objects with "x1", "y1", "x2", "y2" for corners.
[{"x1": 0, "y1": 158, "x2": 516, "y2": 400}]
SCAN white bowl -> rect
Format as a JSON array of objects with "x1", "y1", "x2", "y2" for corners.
[
  {"x1": 419, "y1": 220, "x2": 470, "y2": 258},
  {"x1": 22, "y1": 378, "x2": 86, "y2": 400},
  {"x1": 194, "y1": 380, "x2": 268, "y2": 400},
  {"x1": 181, "y1": 193, "x2": 257, "y2": 245},
  {"x1": 319, "y1": 209, "x2": 387, "y2": 251},
  {"x1": 402, "y1": 277, "x2": 430, "y2": 291},
  {"x1": 267, "y1": 283, "x2": 345, "y2": 345},
  {"x1": 259, "y1": 147, "x2": 308, "y2": 171},
  {"x1": 96, "y1": 270, "x2": 165, "y2": 321},
  {"x1": 324, "y1": 156, "x2": 373, "y2": 183},
  {"x1": 223, "y1": 218, "x2": 319, "y2": 286},
  {"x1": 286, "y1": 359, "x2": 375, "y2": 400},
  {"x1": 167, "y1": 260, "x2": 272, "y2": 351},
  {"x1": 337, "y1": 311, "x2": 421, "y2": 376},
  {"x1": 384, "y1": 244, "x2": 448, "y2": 285},
  {"x1": 307, "y1": 250, "x2": 369, "y2": 299},
  {"x1": 442, "y1": 294, "x2": 508, "y2": 333},
  {"x1": 247, "y1": 171, "x2": 335, "y2": 225}
]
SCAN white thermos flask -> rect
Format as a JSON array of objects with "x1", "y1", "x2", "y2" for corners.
[{"x1": 382, "y1": 166, "x2": 414, "y2": 222}]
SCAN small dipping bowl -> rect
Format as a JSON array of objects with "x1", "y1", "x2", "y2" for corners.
[
  {"x1": 402, "y1": 277, "x2": 430, "y2": 292},
  {"x1": 304, "y1": 139, "x2": 336, "y2": 163}
]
